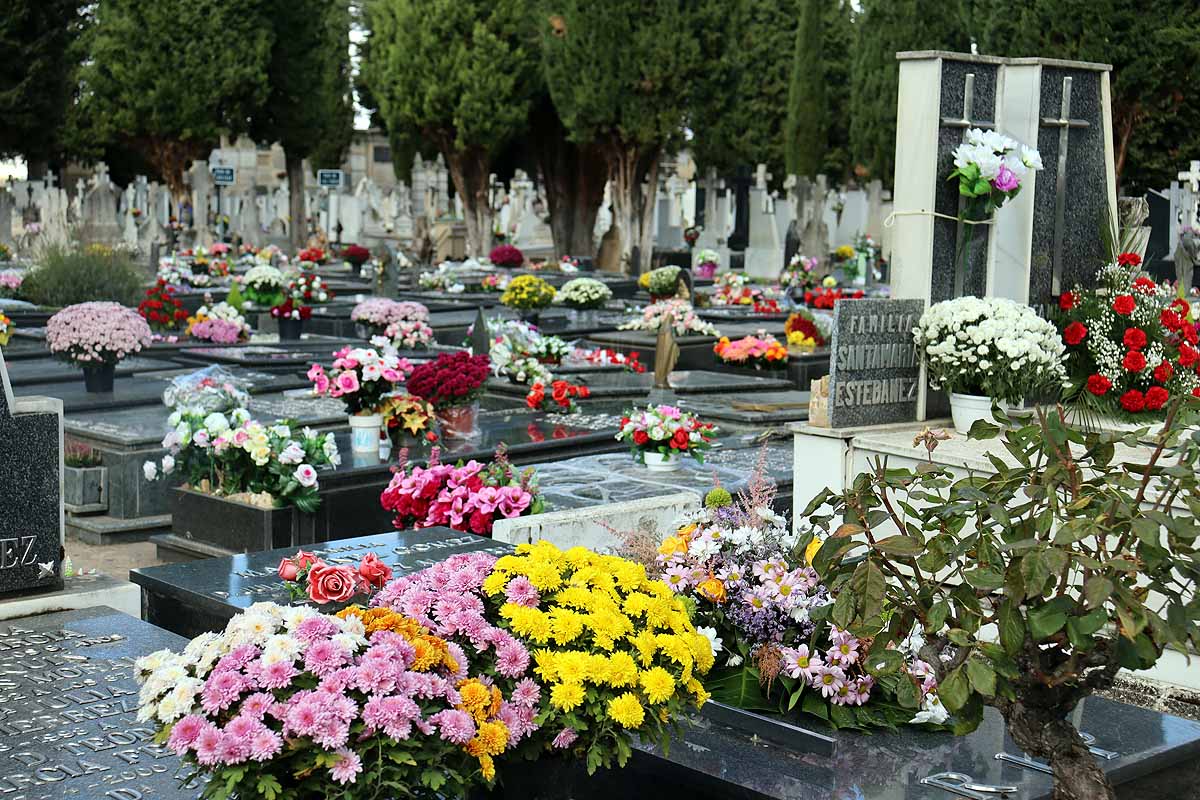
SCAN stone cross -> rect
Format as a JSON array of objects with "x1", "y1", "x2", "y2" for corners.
[
  {"x1": 940, "y1": 72, "x2": 995, "y2": 296},
  {"x1": 754, "y1": 164, "x2": 772, "y2": 192},
  {"x1": 42, "y1": 172, "x2": 58, "y2": 191},
  {"x1": 1040, "y1": 76, "x2": 1091, "y2": 297},
  {"x1": 92, "y1": 162, "x2": 111, "y2": 188},
  {"x1": 1177, "y1": 160, "x2": 1200, "y2": 228}
]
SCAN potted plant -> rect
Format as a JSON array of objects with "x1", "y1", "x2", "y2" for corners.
[
  {"x1": 713, "y1": 332, "x2": 789, "y2": 370},
  {"x1": 46, "y1": 302, "x2": 152, "y2": 392},
  {"x1": 641, "y1": 265, "x2": 682, "y2": 301},
  {"x1": 270, "y1": 297, "x2": 312, "y2": 341},
  {"x1": 616, "y1": 404, "x2": 716, "y2": 471},
  {"x1": 297, "y1": 245, "x2": 329, "y2": 266},
  {"x1": 913, "y1": 296, "x2": 1066, "y2": 433},
  {"x1": 694, "y1": 248, "x2": 720, "y2": 280},
  {"x1": 405, "y1": 351, "x2": 491, "y2": 439},
  {"x1": 350, "y1": 298, "x2": 429, "y2": 339},
  {"x1": 378, "y1": 392, "x2": 437, "y2": 449},
  {"x1": 341, "y1": 243, "x2": 371, "y2": 275},
  {"x1": 557, "y1": 277, "x2": 612, "y2": 326},
  {"x1": 137, "y1": 279, "x2": 189, "y2": 334},
  {"x1": 488, "y1": 243, "x2": 525, "y2": 268},
  {"x1": 240, "y1": 265, "x2": 286, "y2": 307},
  {"x1": 1057, "y1": 252, "x2": 1200, "y2": 426},
  {"x1": 185, "y1": 302, "x2": 252, "y2": 344},
  {"x1": 809, "y1": 403, "x2": 1200, "y2": 800},
  {"x1": 500, "y1": 274, "x2": 555, "y2": 325},
  {"x1": 308, "y1": 347, "x2": 413, "y2": 454}
]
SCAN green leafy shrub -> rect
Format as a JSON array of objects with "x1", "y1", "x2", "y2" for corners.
[{"x1": 20, "y1": 245, "x2": 145, "y2": 308}]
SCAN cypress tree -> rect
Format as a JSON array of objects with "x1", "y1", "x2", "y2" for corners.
[{"x1": 785, "y1": 0, "x2": 828, "y2": 179}]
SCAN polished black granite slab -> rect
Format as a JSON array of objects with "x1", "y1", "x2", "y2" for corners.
[
  {"x1": 680, "y1": 390, "x2": 812, "y2": 425},
  {"x1": 24, "y1": 368, "x2": 310, "y2": 414},
  {"x1": 488, "y1": 369, "x2": 794, "y2": 400},
  {"x1": 3, "y1": 355, "x2": 184, "y2": 386}
]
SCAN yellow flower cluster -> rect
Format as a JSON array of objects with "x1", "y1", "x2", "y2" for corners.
[
  {"x1": 787, "y1": 330, "x2": 818, "y2": 349},
  {"x1": 337, "y1": 606, "x2": 459, "y2": 674},
  {"x1": 500, "y1": 275, "x2": 556, "y2": 310},
  {"x1": 457, "y1": 678, "x2": 509, "y2": 780},
  {"x1": 484, "y1": 541, "x2": 713, "y2": 738},
  {"x1": 836, "y1": 244, "x2": 856, "y2": 260}
]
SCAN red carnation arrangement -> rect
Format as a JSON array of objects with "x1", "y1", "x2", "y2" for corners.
[
  {"x1": 340, "y1": 244, "x2": 370, "y2": 266},
  {"x1": 488, "y1": 244, "x2": 524, "y2": 268},
  {"x1": 1058, "y1": 253, "x2": 1200, "y2": 419},
  {"x1": 804, "y1": 287, "x2": 864, "y2": 310},
  {"x1": 137, "y1": 279, "x2": 189, "y2": 333},
  {"x1": 526, "y1": 379, "x2": 591, "y2": 413},
  {"x1": 406, "y1": 351, "x2": 491, "y2": 410},
  {"x1": 784, "y1": 310, "x2": 828, "y2": 347}
]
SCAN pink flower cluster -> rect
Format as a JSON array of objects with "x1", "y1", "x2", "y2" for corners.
[
  {"x1": 351, "y1": 298, "x2": 429, "y2": 328},
  {"x1": 779, "y1": 627, "x2": 877, "y2": 706},
  {"x1": 46, "y1": 301, "x2": 152, "y2": 365},
  {"x1": 190, "y1": 318, "x2": 244, "y2": 344},
  {"x1": 0, "y1": 271, "x2": 23, "y2": 294},
  {"x1": 309, "y1": 347, "x2": 413, "y2": 415},
  {"x1": 279, "y1": 550, "x2": 394, "y2": 605},
  {"x1": 379, "y1": 456, "x2": 536, "y2": 536}
]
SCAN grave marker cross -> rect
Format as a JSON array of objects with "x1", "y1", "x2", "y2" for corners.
[
  {"x1": 1041, "y1": 76, "x2": 1090, "y2": 297},
  {"x1": 1177, "y1": 160, "x2": 1200, "y2": 228},
  {"x1": 940, "y1": 73, "x2": 995, "y2": 297}
]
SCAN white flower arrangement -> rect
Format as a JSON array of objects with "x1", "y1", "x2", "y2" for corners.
[
  {"x1": 485, "y1": 318, "x2": 567, "y2": 385},
  {"x1": 558, "y1": 277, "x2": 612, "y2": 310},
  {"x1": 913, "y1": 296, "x2": 1066, "y2": 402},
  {"x1": 619, "y1": 299, "x2": 720, "y2": 337},
  {"x1": 243, "y1": 265, "x2": 285, "y2": 291}
]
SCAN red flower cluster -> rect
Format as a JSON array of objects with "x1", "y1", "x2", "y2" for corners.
[
  {"x1": 753, "y1": 299, "x2": 782, "y2": 314},
  {"x1": 1116, "y1": 252, "x2": 1142, "y2": 267},
  {"x1": 1063, "y1": 321, "x2": 1087, "y2": 346},
  {"x1": 525, "y1": 380, "x2": 591, "y2": 412},
  {"x1": 270, "y1": 297, "x2": 312, "y2": 320},
  {"x1": 489, "y1": 244, "x2": 525, "y2": 268},
  {"x1": 1058, "y1": 292, "x2": 1078, "y2": 311},
  {"x1": 1123, "y1": 327, "x2": 1147, "y2": 350},
  {"x1": 1086, "y1": 374, "x2": 1112, "y2": 396},
  {"x1": 406, "y1": 351, "x2": 490, "y2": 409},
  {"x1": 297, "y1": 246, "x2": 328, "y2": 264},
  {"x1": 138, "y1": 279, "x2": 188, "y2": 332},
  {"x1": 1112, "y1": 295, "x2": 1135, "y2": 316},
  {"x1": 277, "y1": 549, "x2": 392, "y2": 605},
  {"x1": 804, "y1": 288, "x2": 864, "y2": 309},
  {"x1": 340, "y1": 244, "x2": 370, "y2": 266},
  {"x1": 784, "y1": 311, "x2": 827, "y2": 347}
]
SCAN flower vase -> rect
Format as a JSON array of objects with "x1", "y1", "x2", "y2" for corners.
[
  {"x1": 694, "y1": 262, "x2": 718, "y2": 280},
  {"x1": 82, "y1": 363, "x2": 116, "y2": 393},
  {"x1": 949, "y1": 393, "x2": 1008, "y2": 435},
  {"x1": 518, "y1": 310, "x2": 541, "y2": 327},
  {"x1": 348, "y1": 413, "x2": 383, "y2": 453},
  {"x1": 278, "y1": 318, "x2": 304, "y2": 341},
  {"x1": 437, "y1": 401, "x2": 479, "y2": 440},
  {"x1": 641, "y1": 450, "x2": 681, "y2": 472}
]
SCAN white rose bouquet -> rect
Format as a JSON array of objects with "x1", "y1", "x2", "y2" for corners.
[{"x1": 557, "y1": 277, "x2": 612, "y2": 310}]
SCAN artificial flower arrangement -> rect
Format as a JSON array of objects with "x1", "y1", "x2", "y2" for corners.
[
  {"x1": 377, "y1": 317, "x2": 436, "y2": 350},
  {"x1": 278, "y1": 549, "x2": 393, "y2": 605},
  {"x1": 341, "y1": 244, "x2": 370, "y2": 267},
  {"x1": 241, "y1": 265, "x2": 287, "y2": 306},
  {"x1": 616, "y1": 405, "x2": 716, "y2": 467},
  {"x1": 557, "y1": 277, "x2": 612, "y2": 310},
  {"x1": 694, "y1": 249, "x2": 720, "y2": 280},
  {"x1": 558, "y1": 255, "x2": 580, "y2": 273},
  {"x1": 641, "y1": 265, "x2": 682, "y2": 300},
  {"x1": 161, "y1": 368, "x2": 250, "y2": 413},
  {"x1": 569, "y1": 346, "x2": 647, "y2": 374},
  {"x1": 950, "y1": 128, "x2": 1042, "y2": 223},
  {"x1": 654, "y1": 474, "x2": 945, "y2": 730},
  {"x1": 47, "y1": 302, "x2": 152, "y2": 366},
  {"x1": 351, "y1": 298, "x2": 429, "y2": 337},
  {"x1": 297, "y1": 246, "x2": 328, "y2": 265},
  {"x1": 480, "y1": 273, "x2": 509, "y2": 292},
  {"x1": 500, "y1": 275, "x2": 556, "y2": 312},
  {"x1": 406, "y1": 351, "x2": 491, "y2": 412},
  {"x1": 378, "y1": 393, "x2": 438, "y2": 446},
  {"x1": 142, "y1": 408, "x2": 339, "y2": 513},
  {"x1": 270, "y1": 297, "x2": 312, "y2": 322},
  {"x1": 713, "y1": 333, "x2": 789, "y2": 369},
  {"x1": 0, "y1": 270, "x2": 23, "y2": 298},
  {"x1": 418, "y1": 265, "x2": 466, "y2": 294},
  {"x1": 618, "y1": 299, "x2": 720, "y2": 337},
  {"x1": 0, "y1": 312, "x2": 11, "y2": 347},
  {"x1": 138, "y1": 279, "x2": 190, "y2": 333},
  {"x1": 854, "y1": 233, "x2": 886, "y2": 280},
  {"x1": 708, "y1": 272, "x2": 756, "y2": 307},
  {"x1": 525, "y1": 379, "x2": 591, "y2": 413},
  {"x1": 782, "y1": 254, "x2": 821, "y2": 293},
  {"x1": 486, "y1": 319, "x2": 567, "y2": 385},
  {"x1": 156, "y1": 261, "x2": 209, "y2": 289},
  {"x1": 784, "y1": 310, "x2": 827, "y2": 349},
  {"x1": 753, "y1": 298, "x2": 782, "y2": 314},
  {"x1": 832, "y1": 244, "x2": 860, "y2": 281},
  {"x1": 254, "y1": 244, "x2": 283, "y2": 264},
  {"x1": 489, "y1": 244, "x2": 525, "y2": 268},
  {"x1": 187, "y1": 302, "x2": 252, "y2": 344},
  {"x1": 804, "y1": 287, "x2": 864, "y2": 309},
  {"x1": 208, "y1": 259, "x2": 231, "y2": 278},
  {"x1": 133, "y1": 599, "x2": 526, "y2": 799},
  {"x1": 379, "y1": 446, "x2": 543, "y2": 536},
  {"x1": 1058, "y1": 252, "x2": 1200, "y2": 420},
  {"x1": 308, "y1": 347, "x2": 414, "y2": 416},
  {"x1": 289, "y1": 273, "x2": 333, "y2": 305},
  {"x1": 209, "y1": 242, "x2": 230, "y2": 258}
]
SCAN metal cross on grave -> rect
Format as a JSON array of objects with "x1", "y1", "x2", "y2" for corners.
[
  {"x1": 940, "y1": 72, "x2": 995, "y2": 297},
  {"x1": 1041, "y1": 76, "x2": 1090, "y2": 297}
]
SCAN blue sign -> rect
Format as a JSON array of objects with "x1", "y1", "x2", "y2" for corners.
[
  {"x1": 317, "y1": 169, "x2": 345, "y2": 189},
  {"x1": 210, "y1": 166, "x2": 235, "y2": 186}
]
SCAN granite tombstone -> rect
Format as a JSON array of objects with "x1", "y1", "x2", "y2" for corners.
[{"x1": 825, "y1": 298, "x2": 924, "y2": 428}]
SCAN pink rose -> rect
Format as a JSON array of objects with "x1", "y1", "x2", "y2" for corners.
[
  {"x1": 306, "y1": 364, "x2": 325, "y2": 381},
  {"x1": 307, "y1": 563, "x2": 359, "y2": 604},
  {"x1": 381, "y1": 369, "x2": 401, "y2": 383},
  {"x1": 357, "y1": 553, "x2": 393, "y2": 590},
  {"x1": 293, "y1": 550, "x2": 320, "y2": 569},
  {"x1": 314, "y1": 374, "x2": 330, "y2": 394},
  {"x1": 336, "y1": 372, "x2": 360, "y2": 394},
  {"x1": 277, "y1": 558, "x2": 299, "y2": 581}
]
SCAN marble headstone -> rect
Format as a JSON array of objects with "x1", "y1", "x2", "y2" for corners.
[{"x1": 825, "y1": 298, "x2": 923, "y2": 428}]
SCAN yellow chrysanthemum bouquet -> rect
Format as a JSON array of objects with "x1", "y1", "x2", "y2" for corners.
[
  {"x1": 481, "y1": 541, "x2": 714, "y2": 773},
  {"x1": 500, "y1": 275, "x2": 556, "y2": 311}
]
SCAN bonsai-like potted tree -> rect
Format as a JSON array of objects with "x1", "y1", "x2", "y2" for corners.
[{"x1": 805, "y1": 402, "x2": 1200, "y2": 800}]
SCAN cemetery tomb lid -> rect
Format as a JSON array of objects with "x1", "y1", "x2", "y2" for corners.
[
  {"x1": 0, "y1": 606, "x2": 201, "y2": 800},
  {"x1": 826, "y1": 298, "x2": 923, "y2": 428},
  {"x1": 587, "y1": 330, "x2": 720, "y2": 349},
  {"x1": 680, "y1": 390, "x2": 812, "y2": 424},
  {"x1": 2, "y1": 355, "x2": 181, "y2": 387},
  {"x1": 130, "y1": 528, "x2": 512, "y2": 631},
  {"x1": 487, "y1": 370, "x2": 793, "y2": 399}
]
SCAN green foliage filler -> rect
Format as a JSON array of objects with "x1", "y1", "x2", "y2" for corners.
[
  {"x1": 21, "y1": 246, "x2": 144, "y2": 308},
  {"x1": 805, "y1": 404, "x2": 1200, "y2": 798}
]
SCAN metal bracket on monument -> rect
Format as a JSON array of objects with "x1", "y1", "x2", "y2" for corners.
[
  {"x1": 920, "y1": 772, "x2": 1018, "y2": 799},
  {"x1": 994, "y1": 732, "x2": 1119, "y2": 774}
]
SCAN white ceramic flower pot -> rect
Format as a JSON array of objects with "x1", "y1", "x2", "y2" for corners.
[
  {"x1": 641, "y1": 450, "x2": 681, "y2": 472},
  {"x1": 348, "y1": 413, "x2": 383, "y2": 453},
  {"x1": 949, "y1": 393, "x2": 1008, "y2": 435}
]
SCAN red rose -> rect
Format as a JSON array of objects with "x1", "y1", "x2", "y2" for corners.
[
  {"x1": 1112, "y1": 295, "x2": 1135, "y2": 316},
  {"x1": 578, "y1": 386, "x2": 591, "y2": 398},
  {"x1": 1145, "y1": 386, "x2": 1169, "y2": 411},
  {"x1": 293, "y1": 550, "x2": 320, "y2": 569},
  {"x1": 632, "y1": 430, "x2": 649, "y2": 446},
  {"x1": 1161, "y1": 310, "x2": 1183, "y2": 331},
  {"x1": 307, "y1": 563, "x2": 359, "y2": 604},
  {"x1": 1153, "y1": 361, "x2": 1174, "y2": 383},
  {"x1": 1117, "y1": 253, "x2": 1142, "y2": 267},
  {"x1": 1058, "y1": 292, "x2": 1077, "y2": 311},
  {"x1": 1193, "y1": 387, "x2": 1200, "y2": 398},
  {"x1": 672, "y1": 429, "x2": 689, "y2": 449},
  {"x1": 1122, "y1": 328, "x2": 1147, "y2": 350},
  {"x1": 277, "y1": 558, "x2": 299, "y2": 581},
  {"x1": 1180, "y1": 343, "x2": 1199, "y2": 368},
  {"x1": 1063, "y1": 321, "x2": 1088, "y2": 346},
  {"x1": 1086, "y1": 374, "x2": 1112, "y2": 396},
  {"x1": 1119, "y1": 390, "x2": 1146, "y2": 413},
  {"x1": 357, "y1": 553, "x2": 393, "y2": 589},
  {"x1": 551, "y1": 383, "x2": 569, "y2": 404},
  {"x1": 1123, "y1": 350, "x2": 1147, "y2": 372}
]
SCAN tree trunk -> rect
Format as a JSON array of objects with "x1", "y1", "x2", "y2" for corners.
[
  {"x1": 143, "y1": 137, "x2": 205, "y2": 210},
  {"x1": 534, "y1": 105, "x2": 607, "y2": 260},
  {"x1": 285, "y1": 151, "x2": 307, "y2": 253},
  {"x1": 602, "y1": 137, "x2": 661, "y2": 275},
  {"x1": 26, "y1": 160, "x2": 48, "y2": 181},
  {"x1": 444, "y1": 146, "x2": 493, "y2": 259},
  {"x1": 1003, "y1": 703, "x2": 1115, "y2": 800}
]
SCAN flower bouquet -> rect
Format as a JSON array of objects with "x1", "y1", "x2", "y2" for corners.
[
  {"x1": 310, "y1": 347, "x2": 413, "y2": 452},
  {"x1": 804, "y1": 287, "x2": 863, "y2": 309},
  {"x1": 694, "y1": 248, "x2": 720, "y2": 280},
  {"x1": 618, "y1": 299, "x2": 720, "y2": 337},
  {"x1": 914, "y1": 296, "x2": 1066, "y2": 433},
  {"x1": 241, "y1": 265, "x2": 286, "y2": 306},
  {"x1": 641, "y1": 265, "x2": 681, "y2": 300},
  {"x1": 0, "y1": 312, "x2": 11, "y2": 347},
  {"x1": 161, "y1": 367, "x2": 251, "y2": 412},
  {"x1": 379, "y1": 317, "x2": 435, "y2": 350},
  {"x1": 616, "y1": 405, "x2": 716, "y2": 470},
  {"x1": 340, "y1": 244, "x2": 370, "y2": 267},
  {"x1": 418, "y1": 266, "x2": 465, "y2": 294},
  {"x1": 378, "y1": 393, "x2": 438, "y2": 447},
  {"x1": 134, "y1": 600, "x2": 528, "y2": 798},
  {"x1": 525, "y1": 380, "x2": 590, "y2": 413},
  {"x1": 949, "y1": 128, "x2": 1042, "y2": 269},
  {"x1": 1058, "y1": 252, "x2": 1200, "y2": 422},
  {"x1": 558, "y1": 255, "x2": 580, "y2": 273},
  {"x1": 485, "y1": 319, "x2": 565, "y2": 385},
  {"x1": 480, "y1": 273, "x2": 509, "y2": 292},
  {"x1": 143, "y1": 410, "x2": 339, "y2": 512},
  {"x1": 713, "y1": 333, "x2": 789, "y2": 369},
  {"x1": 406, "y1": 351, "x2": 491, "y2": 438},
  {"x1": 570, "y1": 346, "x2": 647, "y2": 374},
  {"x1": 784, "y1": 310, "x2": 827, "y2": 350},
  {"x1": 500, "y1": 275, "x2": 555, "y2": 321},
  {"x1": 708, "y1": 272, "x2": 756, "y2": 307},
  {"x1": 47, "y1": 302, "x2": 152, "y2": 392},
  {"x1": 489, "y1": 244, "x2": 525, "y2": 268},
  {"x1": 288, "y1": 272, "x2": 333, "y2": 305},
  {"x1": 0, "y1": 269, "x2": 23, "y2": 298},
  {"x1": 782, "y1": 254, "x2": 820, "y2": 293},
  {"x1": 351, "y1": 298, "x2": 429, "y2": 338},
  {"x1": 138, "y1": 279, "x2": 190, "y2": 333},
  {"x1": 297, "y1": 246, "x2": 328, "y2": 265},
  {"x1": 187, "y1": 302, "x2": 252, "y2": 344},
  {"x1": 557, "y1": 277, "x2": 612, "y2": 310},
  {"x1": 270, "y1": 298, "x2": 312, "y2": 340},
  {"x1": 379, "y1": 447, "x2": 543, "y2": 535},
  {"x1": 277, "y1": 549, "x2": 393, "y2": 604}
]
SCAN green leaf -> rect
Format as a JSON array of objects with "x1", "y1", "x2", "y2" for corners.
[
  {"x1": 704, "y1": 667, "x2": 775, "y2": 712},
  {"x1": 864, "y1": 649, "x2": 904, "y2": 677},
  {"x1": 998, "y1": 599, "x2": 1025, "y2": 656},
  {"x1": 966, "y1": 657, "x2": 996, "y2": 697},
  {"x1": 1083, "y1": 576, "x2": 1114, "y2": 609},
  {"x1": 872, "y1": 535, "x2": 924, "y2": 556},
  {"x1": 1028, "y1": 604, "x2": 1068, "y2": 641},
  {"x1": 801, "y1": 690, "x2": 830, "y2": 721},
  {"x1": 831, "y1": 589, "x2": 855, "y2": 629},
  {"x1": 926, "y1": 600, "x2": 950, "y2": 633},
  {"x1": 964, "y1": 568, "x2": 1006, "y2": 591},
  {"x1": 939, "y1": 665, "x2": 970, "y2": 712}
]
